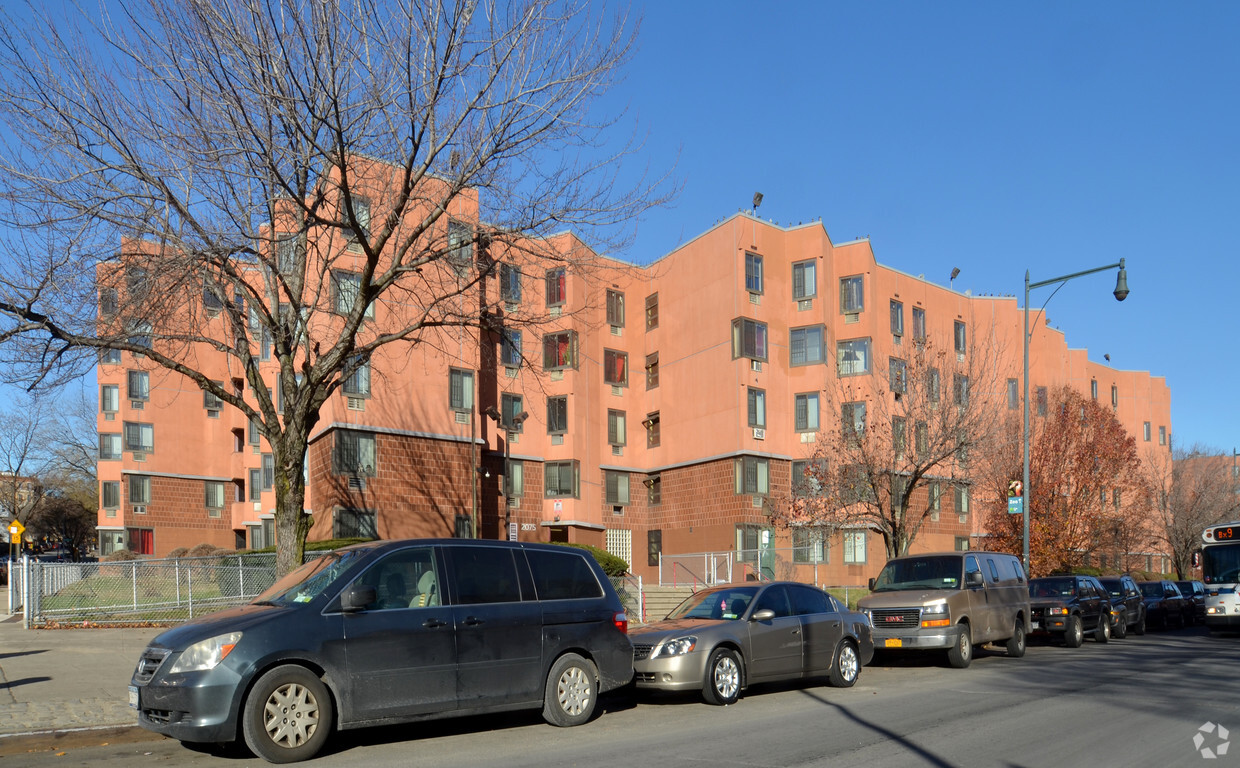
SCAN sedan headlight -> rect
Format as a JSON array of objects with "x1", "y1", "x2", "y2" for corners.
[
  {"x1": 652, "y1": 636, "x2": 697, "y2": 658},
  {"x1": 169, "y1": 632, "x2": 243, "y2": 674}
]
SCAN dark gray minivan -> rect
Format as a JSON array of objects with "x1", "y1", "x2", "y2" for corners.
[{"x1": 130, "y1": 539, "x2": 633, "y2": 763}]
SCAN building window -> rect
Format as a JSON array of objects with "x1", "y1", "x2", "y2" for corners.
[
  {"x1": 734, "y1": 456, "x2": 769, "y2": 495},
  {"x1": 955, "y1": 537, "x2": 970, "y2": 552},
  {"x1": 890, "y1": 300, "x2": 904, "y2": 336},
  {"x1": 123, "y1": 422, "x2": 154, "y2": 453},
  {"x1": 545, "y1": 460, "x2": 580, "y2": 498},
  {"x1": 1007, "y1": 379, "x2": 1019, "y2": 410},
  {"x1": 644, "y1": 412, "x2": 660, "y2": 447},
  {"x1": 1036, "y1": 386, "x2": 1047, "y2": 416},
  {"x1": 333, "y1": 430, "x2": 377, "y2": 476},
  {"x1": 260, "y1": 327, "x2": 272, "y2": 361},
  {"x1": 1091, "y1": 380, "x2": 1098, "y2": 400},
  {"x1": 129, "y1": 475, "x2": 151, "y2": 505},
  {"x1": 603, "y1": 349, "x2": 627, "y2": 386},
  {"x1": 645, "y1": 293, "x2": 659, "y2": 330},
  {"x1": 954, "y1": 375, "x2": 969, "y2": 408},
  {"x1": 1143, "y1": 422, "x2": 1151, "y2": 442},
  {"x1": 793, "y1": 528, "x2": 827, "y2": 563},
  {"x1": 99, "y1": 286, "x2": 119, "y2": 316},
  {"x1": 205, "y1": 481, "x2": 225, "y2": 510},
  {"x1": 449, "y1": 368, "x2": 474, "y2": 412},
  {"x1": 499, "y1": 262, "x2": 522, "y2": 303},
  {"x1": 262, "y1": 453, "x2": 275, "y2": 489},
  {"x1": 1159, "y1": 426, "x2": 1167, "y2": 446},
  {"x1": 792, "y1": 459, "x2": 826, "y2": 499},
  {"x1": 275, "y1": 234, "x2": 302, "y2": 276},
  {"x1": 843, "y1": 531, "x2": 866, "y2": 564},
  {"x1": 249, "y1": 469, "x2": 262, "y2": 501},
  {"x1": 646, "y1": 474, "x2": 661, "y2": 506},
  {"x1": 547, "y1": 396, "x2": 568, "y2": 434},
  {"x1": 840, "y1": 275, "x2": 864, "y2": 313},
  {"x1": 954, "y1": 484, "x2": 969, "y2": 516},
  {"x1": 954, "y1": 321, "x2": 967, "y2": 355},
  {"x1": 792, "y1": 259, "x2": 816, "y2": 300},
  {"x1": 645, "y1": 352, "x2": 659, "y2": 389},
  {"x1": 126, "y1": 318, "x2": 152, "y2": 349},
  {"x1": 343, "y1": 355, "x2": 371, "y2": 397},
  {"x1": 505, "y1": 459, "x2": 524, "y2": 499},
  {"x1": 331, "y1": 271, "x2": 374, "y2": 319},
  {"x1": 501, "y1": 393, "x2": 525, "y2": 432},
  {"x1": 889, "y1": 357, "x2": 907, "y2": 394},
  {"x1": 543, "y1": 331, "x2": 577, "y2": 370},
  {"x1": 334, "y1": 508, "x2": 377, "y2": 539},
  {"x1": 607, "y1": 409, "x2": 626, "y2": 446},
  {"x1": 928, "y1": 369, "x2": 941, "y2": 404},
  {"x1": 100, "y1": 384, "x2": 119, "y2": 413},
  {"x1": 842, "y1": 402, "x2": 866, "y2": 441},
  {"x1": 203, "y1": 382, "x2": 224, "y2": 411},
  {"x1": 202, "y1": 277, "x2": 224, "y2": 311},
  {"x1": 248, "y1": 417, "x2": 262, "y2": 447},
  {"x1": 545, "y1": 267, "x2": 566, "y2": 307},
  {"x1": 731, "y1": 318, "x2": 768, "y2": 361},
  {"x1": 837, "y1": 338, "x2": 871, "y2": 376},
  {"x1": 127, "y1": 528, "x2": 154, "y2": 555},
  {"x1": 1111, "y1": 385, "x2": 1118, "y2": 409},
  {"x1": 500, "y1": 329, "x2": 522, "y2": 367},
  {"x1": 790, "y1": 325, "x2": 825, "y2": 366},
  {"x1": 101, "y1": 481, "x2": 120, "y2": 509},
  {"x1": 892, "y1": 417, "x2": 906, "y2": 459},
  {"x1": 747, "y1": 388, "x2": 766, "y2": 429},
  {"x1": 745, "y1": 252, "x2": 763, "y2": 294},
  {"x1": 606, "y1": 290, "x2": 625, "y2": 327},
  {"x1": 604, "y1": 471, "x2": 630, "y2": 505},
  {"x1": 912, "y1": 306, "x2": 926, "y2": 342},
  {"x1": 648, "y1": 529, "x2": 662, "y2": 565},
  {"x1": 127, "y1": 370, "x2": 149, "y2": 401},
  {"x1": 447, "y1": 220, "x2": 473, "y2": 274},
  {"x1": 915, "y1": 421, "x2": 929, "y2": 457},
  {"x1": 100, "y1": 348, "x2": 122, "y2": 365},
  {"x1": 795, "y1": 392, "x2": 819, "y2": 432},
  {"x1": 930, "y1": 482, "x2": 941, "y2": 514}
]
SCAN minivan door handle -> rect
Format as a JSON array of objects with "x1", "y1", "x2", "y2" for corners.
[
  {"x1": 463, "y1": 616, "x2": 485, "y2": 626},
  {"x1": 423, "y1": 618, "x2": 448, "y2": 629}
]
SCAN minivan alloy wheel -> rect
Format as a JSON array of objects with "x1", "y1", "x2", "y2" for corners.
[
  {"x1": 543, "y1": 653, "x2": 599, "y2": 727},
  {"x1": 242, "y1": 665, "x2": 333, "y2": 764},
  {"x1": 556, "y1": 664, "x2": 591, "y2": 716}
]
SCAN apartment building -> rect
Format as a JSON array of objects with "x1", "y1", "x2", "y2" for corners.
[{"x1": 95, "y1": 210, "x2": 1172, "y2": 584}]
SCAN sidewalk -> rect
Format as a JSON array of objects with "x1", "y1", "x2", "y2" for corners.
[{"x1": 0, "y1": 610, "x2": 162, "y2": 741}]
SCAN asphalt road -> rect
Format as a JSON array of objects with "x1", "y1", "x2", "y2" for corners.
[{"x1": 16, "y1": 625, "x2": 1240, "y2": 768}]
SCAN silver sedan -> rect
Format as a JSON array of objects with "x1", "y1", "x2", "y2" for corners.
[{"x1": 630, "y1": 581, "x2": 874, "y2": 705}]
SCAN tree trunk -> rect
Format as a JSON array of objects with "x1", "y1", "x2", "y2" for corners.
[{"x1": 272, "y1": 437, "x2": 312, "y2": 576}]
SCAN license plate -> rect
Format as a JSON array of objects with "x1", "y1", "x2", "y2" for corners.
[
  {"x1": 884, "y1": 638, "x2": 903, "y2": 648},
  {"x1": 1031, "y1": 620, "x2": 1040, "y2": 630},
  {"x1": 128, "y1": 685, "x2": 139, "y2": 710}
]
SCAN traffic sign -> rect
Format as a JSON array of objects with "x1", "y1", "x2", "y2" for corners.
[{"x1": 7, "y1": 520, "x2": 25, "y2": 538}]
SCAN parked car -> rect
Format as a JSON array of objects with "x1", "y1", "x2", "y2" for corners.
[
  {"x1": 857, "y1": 551, "x2": 1029, "y2": 669},
  {"x1": 1028, "y1": 575, "x2": 1112, "y2": 646},
  {"x1": 1138, "y1": 580, "x2": 1189, "y2": 628},
  {"x1": 130, "y1": 539, "x2": 633, "y2": 763},
  {"x1": 1097, "y1": 575, "x2": 1147, "y2": 637},
  {"x1": 630, "y1": 581, "x2": 873, "y2": 705},
  {"x1": 1176, "y1": 580, "x2": 1207, "y2": 624}
]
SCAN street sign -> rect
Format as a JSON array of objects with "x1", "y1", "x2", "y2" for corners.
[
  {"x1": 1008, "y1": 480, "x2": 1023, "y2": 498},
  {"x1": 1008, "y1": 496, "x2": 1023, "y2": 515},
  {"x1": 7, "y1": 520, "x2": 25, "y2": 538}
]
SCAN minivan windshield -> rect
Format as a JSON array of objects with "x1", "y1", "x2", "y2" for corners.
[
  {"x1": 871, "y1": 556, "x2": 962, "y2": 592},
  {"x1": 253, "y1": 549, "x2": 369, "y2": 606},
  {"x1": 666, "y1": 586, "x2": 759, "y2": 620}
]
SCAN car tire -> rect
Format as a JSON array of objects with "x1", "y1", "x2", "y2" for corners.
[
  {"x1": 1134, "y1": 610, "x2": 1146, "y2": 636},
  {"x1": 1005, "y1": 618, "x2": 1026, "y2": 658},
  {"x1": 543, "y1": 653, "x2": 599, "y2": 727},
  {"x1": 1095, "y1": 614, "x2": 1110, "y2": 643},
  {"x1": 946, "y1": 624, "x2": 972, "y2": 669},
  {"x1": 241, "y1": 665, "x2": 333, "y2": 765},
  {"x1": 828, "y1": 640, "x2": 860, "y2": 688},
  {"x1": 702, "y1": 648, "x2": 742, "y2": 705},
  {"x1": 1064, "y1": 615, "x2": 1084, "y2": 648},
  {"x1": 1113, "y1": 614, "x2": 1128, "y2": 639}
]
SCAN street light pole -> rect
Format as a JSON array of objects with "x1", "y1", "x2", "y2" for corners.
[{"x1": 1022, "y1": 258, "x2": 1129, "y2": 574}]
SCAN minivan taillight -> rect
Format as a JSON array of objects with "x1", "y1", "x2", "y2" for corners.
[{"x1": 613, "y1": 611, "x2": 628, "y2": 634}]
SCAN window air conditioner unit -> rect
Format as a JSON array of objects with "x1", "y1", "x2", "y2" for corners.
[
  {"x1": 797, "y1": 299, "x2": 812, "y2": 311},
  {"x1": 130, "y1": 400, "x2": 145, "y2": 409},
  {"x1": 612, "y1": 445, "x2": 623, "y2": 456},
  {"x1": 752, "y1": 428, "x2": 766, "y2": 440},
  {"x1": 347, "y1": 397, "x2": 365, "y2": 411},
  {"x1": 751, "y1": 360, "x2": 762, "y2": 372},
  {"x1": 551, "y1": 434, "x2": 564, "y2": 446},
  {"x1": 348, "y1": 476, "x2": 366, "y2": 491},
  {"x1": 454, "y1": 411, "x2": 469, "y2": 424}
]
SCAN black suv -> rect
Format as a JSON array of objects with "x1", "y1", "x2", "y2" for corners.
[
  {"x1": 1098, "y1": 575, "x2": 1146, "y2": 637},
  {"x1": 1176, "y1": 580, "x2": 1207, "y2": 624},
  {"x1": 1139, "y1": 580, "x2": 1189, "y2": 628},
  {"x1": 1029, "y1": 575, "x2": 1112, "y2": 647}
]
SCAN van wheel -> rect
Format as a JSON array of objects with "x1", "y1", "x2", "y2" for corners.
[
  {"x1": 946, "y1": 625, "x2": 972, "y2": 669},
  {"x1": 543, "y1": 653, "x2": 598, "y2": 727},
  {"x1": 828, "y1": 640, "x2": 860, "y2": 687},
  {"x1": 1064, "y1": 615, "x2": 1084, "y2": 648},
  {"x1": 1113, "y1": 614, "x2": 1128, "y2": 639},
  {"x1": 703, "y1": 648, "x2": 742, "y2": 705},
  {"x1": 241, "y1": 665, "x2": 332, "y2": 764},
  {"x1": 1095, "y1": 614, "x2": 1110, "y2": 643},
  {"x1": 1005, "y1": 618, "x2": 1026, "y2": 658}
]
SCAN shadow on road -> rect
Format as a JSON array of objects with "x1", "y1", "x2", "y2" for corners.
[{"x1": 0, "y1": 676, "x2": 51, "y2": 690}]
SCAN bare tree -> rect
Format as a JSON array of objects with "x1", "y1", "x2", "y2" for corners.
[
  {"x1": 1146, "y1": 442, "x2": 1240, "y2": 579},
  {"x1": 0, "y1": 394, "x2": 55, "y2": 527},
  {"x1": 770, "y1": 335, "x2": 1005, "y2": 561},
  {"x1": 0, "y1": 0, "x2": 669, "y2": 574}
]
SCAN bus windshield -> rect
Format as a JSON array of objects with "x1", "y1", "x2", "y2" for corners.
[{"x1": 1202, "y1": 542, "x2": 1240, "y2": 586}]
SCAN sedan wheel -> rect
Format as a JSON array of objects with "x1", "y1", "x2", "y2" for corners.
[
  {"x1": 702, "y1": 648, "x2": 742, "y2": 705},
  {"x1": 828, "y1": 641, "x2": 859, "y2": 687}
]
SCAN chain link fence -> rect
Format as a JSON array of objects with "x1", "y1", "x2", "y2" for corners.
[{"x1": 17, "y1": 553, "x2": 278, "y2": 628}]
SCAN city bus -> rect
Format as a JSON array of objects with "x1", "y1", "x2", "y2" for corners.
[{"x1": 1202, "y1": 521, "x2": 1240, "y2": 632}]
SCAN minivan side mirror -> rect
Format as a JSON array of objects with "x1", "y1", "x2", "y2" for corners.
[
  {"x1": 966, "y1": 571, "x2": 984, "y2": 587},
  {"x1": 341, "y1": 584, "x2": 376, "y2": 612}
]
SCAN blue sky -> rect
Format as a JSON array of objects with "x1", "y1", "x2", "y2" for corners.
[{"x1": 599, "y1": 1, "x2": 1240, "y2": 453}]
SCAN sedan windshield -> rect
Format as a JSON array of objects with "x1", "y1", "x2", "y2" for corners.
[
  {"x1": 253, "y1": 549, "x2": 368, "y2": 606},
  {"x1": 666, "y1": 586, "x2": 759, "y2": 620},
  {"x1": 871, "y1": 556, "x2": 961, "y2": 592}
]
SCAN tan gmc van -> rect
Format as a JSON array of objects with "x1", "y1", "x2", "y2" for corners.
[{"x1": 857, "y1": 551, "x2": 1030, "y2": 668}]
